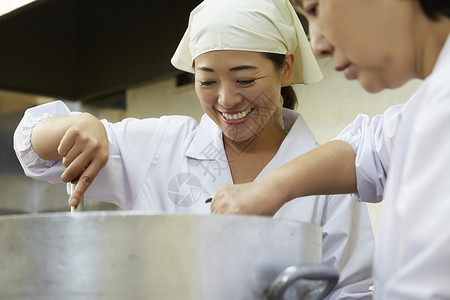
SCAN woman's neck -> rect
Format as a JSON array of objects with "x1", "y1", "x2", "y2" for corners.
[
  {"x1": 223, "y1": 117, "x2": 287, "y2": 184},
  {"x1": 415, "y1": 15, "x2": 450, "y2": 78}
]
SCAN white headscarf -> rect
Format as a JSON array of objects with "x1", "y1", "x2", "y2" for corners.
[{"x1": 171, "y1": 0, "x2": 322, "y2": 85}]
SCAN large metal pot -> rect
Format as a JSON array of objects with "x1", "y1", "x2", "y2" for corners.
[{"x1": 0, "y1": 212, "x2": 338, "y2": 299}]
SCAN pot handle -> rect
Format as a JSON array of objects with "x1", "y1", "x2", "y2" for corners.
[{"x1": 264, "y1": 263, "x2": 339, "y2": 300}]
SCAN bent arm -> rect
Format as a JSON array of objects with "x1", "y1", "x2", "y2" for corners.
[
  {"x1": 212, "y1": 102, "x2": 405, "y2": 215},
  {"x1": 14, "y1": 101, "x2": 109, "y2": 207},
  {"x1": 34, "y1": 113, "x2": 108, "y2": 206},
  {"x1": 268, "y1": 140, "x2": 357, "y2": 200},
  {"x1": 31, "y1": 114, "x2": 93, "y2": 161},
  {"x1": 211, "y1": 140, "x2": 357, "y2": 215}
]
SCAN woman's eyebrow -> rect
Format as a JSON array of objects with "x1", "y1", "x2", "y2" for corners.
[
  {"x1": 229, "y1": 65, "x2": 257, "y2": 71},
  {"x1": 197, "y1": 66, "x2": 214, "y2": 72},
  {"x1": 197, "y1": 65, "x2": 257, "y2": 72}
]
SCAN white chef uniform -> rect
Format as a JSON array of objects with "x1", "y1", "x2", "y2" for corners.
[
  {"x1": 335, "y1": 34, "x2": 450, "y2": 299},
  {"x1": 14, "y1": 102, "x2": 374, "y2": 299}
]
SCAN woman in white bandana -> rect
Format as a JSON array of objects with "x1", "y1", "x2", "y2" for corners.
[{"x1": 14, "y1": 0, "x2": 374, "y2": 298}]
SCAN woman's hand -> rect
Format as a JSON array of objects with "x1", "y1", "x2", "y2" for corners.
[
  {"x1": 32, "y1": 113, "x2": 109, "y2": 207},
  {"x1": 60, "y1": 113, "x2": 109, "y2": 207},
  {"x1": 210, "y1": 180, "x2": 287, "y2": 216},
  {"x1": 210, "y1": 141, "x2": 359, "y2": 216}
]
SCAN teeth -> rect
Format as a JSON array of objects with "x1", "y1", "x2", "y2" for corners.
[{"x1": 222, "y1": 109, "x2": 252, "y2": 121}]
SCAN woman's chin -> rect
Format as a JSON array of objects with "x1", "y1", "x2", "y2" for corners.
[
  {"x1": 359, "y1": 78, "x2": 388, "y2": 94},
  {"x1": 359, "y1": 73, "x2": 410, "y2": 94},
  {"x1": 223, "y1": 131, "x2": 254, "y2": 145}
]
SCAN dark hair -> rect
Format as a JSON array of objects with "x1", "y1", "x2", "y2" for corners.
[
  {"x1": 419, "y1": 0, "x2": 450, "y2": 20},
  {"x1": 261, "y1": 53, "x2": 298, "y2": 110}
]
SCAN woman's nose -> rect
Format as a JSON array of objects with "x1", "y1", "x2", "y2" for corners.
[
  {"x1": 309, "y1": 25, "x2": 333, "y2": 58},
  {"x1": 218, "y1": 86, "x2": 241, "y2": 108}
]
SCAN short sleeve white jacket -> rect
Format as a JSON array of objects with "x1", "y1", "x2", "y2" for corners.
[{"x1": 14, "y1": 104, "x2": 374, "y2": 299}]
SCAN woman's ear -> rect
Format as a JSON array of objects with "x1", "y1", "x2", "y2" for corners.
[{"x1": 281, "y1": 51, "x2": 295, "y2": 86}]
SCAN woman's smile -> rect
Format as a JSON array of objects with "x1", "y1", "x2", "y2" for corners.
[
  {"x1": 220, "y1": 108, "x2": 254, "y2": 124},
  {"x1": 194, "y1": 50, "x2": 286, "y2": 143}
]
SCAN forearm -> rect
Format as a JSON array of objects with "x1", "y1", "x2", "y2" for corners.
[
  {"x1": 31, "y1": 115, "x2": 76, "y2": 161},
  {"x1": 30, "y1": 111, "x2": 108, "y2": 206},
  {"x1": 31, "y1": 113, "x2": 98, "y2": 161},
  {"x1": 262, "y1": 140, "x2": 357, "y2": 203},
  {"x1": 211, "y1": 140, "x2": 358, "y2": 215}
]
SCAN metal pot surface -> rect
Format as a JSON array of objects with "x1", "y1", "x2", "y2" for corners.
[{"x1": 0, "y1": 212, "x2": 338, "y2": 300}]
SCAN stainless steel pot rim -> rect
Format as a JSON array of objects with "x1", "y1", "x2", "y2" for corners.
[{"x1": 0, "y1": 211, "x2": 319, "y2": 229}]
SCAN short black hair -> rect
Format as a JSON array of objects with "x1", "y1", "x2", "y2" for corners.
[{"x1": 419, "y1": 0, "x2": 450, "y2": 20}]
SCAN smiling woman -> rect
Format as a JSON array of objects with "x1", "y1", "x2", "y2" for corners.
[
  {"x1": 193, "y1": 50, "x2": 291, "y2": 147},
  {"x1": 13, "y1": 0, "x2": 376, "y2": 298}
]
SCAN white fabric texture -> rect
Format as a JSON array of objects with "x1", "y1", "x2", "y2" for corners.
[
  {"x1": 171, "y1": 0, "x2": 322, "y2": 85},
  {"x1": 335, "y1": 34, "x2": 450, "y2": 299},
  {"x1": 14, "y1": 102, "x2": 374, "y2": 299}
]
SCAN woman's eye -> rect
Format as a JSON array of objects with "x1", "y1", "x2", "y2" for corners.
[
  {"x1": 306, "y1": 5, "x2": 317, "y2": 16},
  {"x1": 237, "y1": 80, "x2": 255, "y2": 86},
  {"x1": 199, "y1": 81, "x2": 215, "y2": 87}
]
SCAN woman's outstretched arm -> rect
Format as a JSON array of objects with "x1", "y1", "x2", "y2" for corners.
[{"x1": 211, "y1": 140, "x2": 357, "y2": 215}]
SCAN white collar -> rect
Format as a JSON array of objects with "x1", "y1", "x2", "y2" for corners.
[{"x1": 185, "y1": 109, "x2": 317, "y2": 162}]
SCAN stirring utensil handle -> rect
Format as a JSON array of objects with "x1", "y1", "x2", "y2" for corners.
[{"x1": 70, "y1": 182, "x2": 84, "y2": 213}]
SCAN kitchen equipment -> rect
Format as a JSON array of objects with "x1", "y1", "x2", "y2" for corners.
[
  {"x1": 70, "y1": 182, "x2": 84, "y2": 213},
  {"x1": 0, "y1": 212, "x2": 338, "y2": 299}
]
